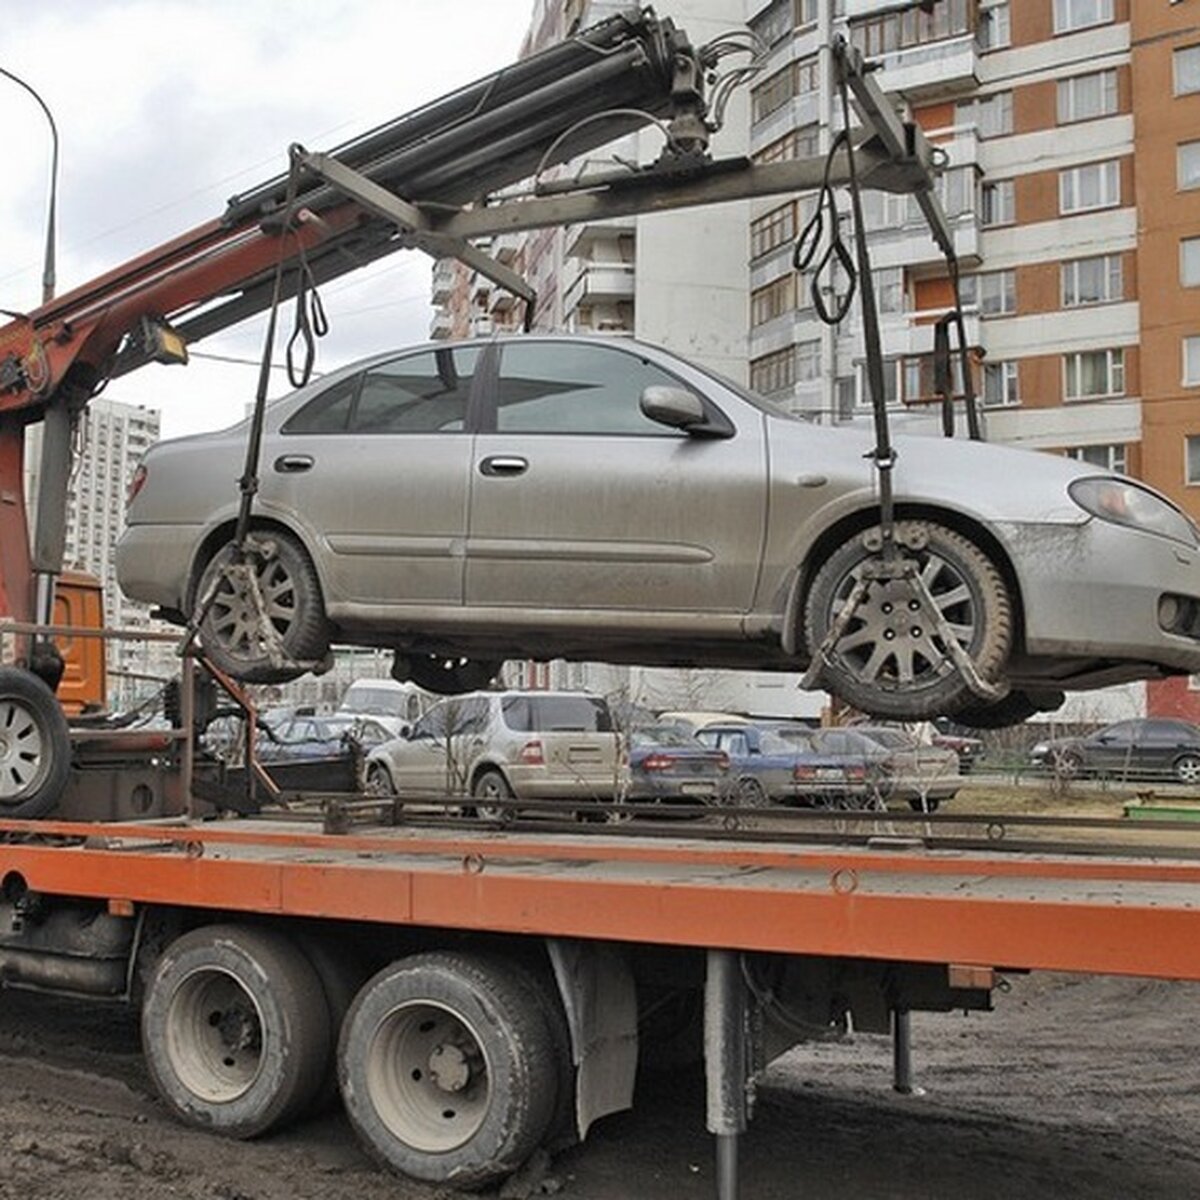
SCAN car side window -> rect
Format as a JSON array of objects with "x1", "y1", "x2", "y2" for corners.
[
  {"x1": 354, "y1": 347, "x2": 481, "y2": 433},
  {"x1": 282, "y1": 375, "x2": 359, "y2": 434},
  {"x1": 284, "y1": 347, "x2": 480, "y2": 436},
  {"x1": 412, "y1": 706, "x2": 449, "y2": 740},
  {"x1": 493, "y1": 341, "x2": 698, "y2": 436}
]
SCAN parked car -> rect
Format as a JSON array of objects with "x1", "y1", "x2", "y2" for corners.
[
  {"x1": 626, "y1": 725, "x2": 731, "y2": 805},
  {"x1": 1028, "y1": 718, "x2": 1200, "y2": 783},
  {"x1": 694, "y1": 723, "x2": 885, "y2": 808},
  {"x1": 851, "y1": 725, "x2": 961, "y2": 810},
  {"x1": 364, "y1": 690, "x2": 621, "y2": 815},
  {"x1": 117, "y1": 335, "x2": 1200, "y2": 724},
  {"x1": 930, "y1": 721, "x2": 986, "y2": 773}
]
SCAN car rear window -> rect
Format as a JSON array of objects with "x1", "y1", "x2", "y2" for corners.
[{"x1": 501, "y1": 696, "x2": 613, "y2": 733}]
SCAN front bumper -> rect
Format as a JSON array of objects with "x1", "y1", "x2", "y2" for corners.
[{"x1": 998, "y1": 519, "x2": 1200, "y2": 675}]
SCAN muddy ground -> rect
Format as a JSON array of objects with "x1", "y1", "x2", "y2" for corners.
[{"x1": 2, "y1": 970, "x2": 1199, "y2": 1200}]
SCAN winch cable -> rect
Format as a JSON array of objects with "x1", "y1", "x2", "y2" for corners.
[{"x1": 182, "y1": 149, "x2": 308, "y2": 658}]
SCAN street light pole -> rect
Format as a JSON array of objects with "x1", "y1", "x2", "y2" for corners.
[{"x1": 1, "y1": 66, "x2": 59, "y2": 304}]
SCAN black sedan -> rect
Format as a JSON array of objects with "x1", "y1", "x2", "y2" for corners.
[{"x1": 1029, "y1": 718, "x2": 1200, "y2": 783}]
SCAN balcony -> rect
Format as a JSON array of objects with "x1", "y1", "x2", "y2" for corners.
[
  {"x1": 493, "y1": 232, "x2": 523, "y2": 266},
  {"x1": 847, "y1": 0, "x2": 979, "y2": 100},
  {"x1": 430, "y1": 311, "x2": 453, "y2": 340},
  {"x1": 490, "y1": 288, "x2": 518, "y2": 314},
  {"x1": 470, "y1": 315, "x2": 494, "y2": 337},
  {"x1": 565, "y1": 217, "x2": 636, "y2": 259},
  {"x1": 562, "y1": 261, "x2": 636, "y2": 315},
  {"x1": 431, "y1": 260, "x2": 456, "y2": 305}
]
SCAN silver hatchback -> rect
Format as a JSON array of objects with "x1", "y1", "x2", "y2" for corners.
[{"x1": 117, "y1": 334, "x2": 1200, "y2": 725}]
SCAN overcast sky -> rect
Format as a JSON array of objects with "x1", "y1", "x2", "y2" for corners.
[{"x1": 1, "y1": 1, "x2": 532, "y2": 438}]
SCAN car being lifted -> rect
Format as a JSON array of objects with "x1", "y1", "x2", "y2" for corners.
[{"x1": 117, "y1": 333, "x2": 1200, "y2": 727}]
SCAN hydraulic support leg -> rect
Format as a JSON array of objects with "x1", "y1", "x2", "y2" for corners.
[
  {"x1": 892, "y1": 1007, "x2": 915, "y2": 1094},
  {"x1": 705, "y1": 949, "x2": 748, "y2": 1200}
]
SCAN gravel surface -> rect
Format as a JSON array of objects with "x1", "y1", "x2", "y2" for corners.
[{"x1": 2, "y1": 971, "x2": 1199, "y2": 1199}]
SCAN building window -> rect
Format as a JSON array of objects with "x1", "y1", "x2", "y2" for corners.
[
  {"x1": 750, "y1": 0, "x2": 792, "y2": 47},
  {"x1": 1059, "y1": 161, "x2": 1120, "y2": 214},
  {"x1": 751, "y1": 203, "x2": 796, "y2": 259},
  {"x1": 1062, "y1": 254, "x2": 1123, "y2": 307},
  {"x1": 961, "y1": 270, "x2": 1016, "y2": 316},
  {"x1": 1053, "y1": 0, "x2": 1113, "y2": 35},
  {"x1": 1176, "y1": 46, "x2": 1200, "y2": 97},
  {"x1": 977, "y1": 2, "x2": 1010, "y2": 51},
  {"x1": 751, "y1": 275, "x2": 794, "y2": 326},
  {"x1": 850, "y1": 0, "x2": 971, "y2": 56},
  {"x1": 751, "y1": 57, "x2": 818, "y2": 124},
  {"x1": 982, "y1": 361, "x2": 1019, "y2": 407},
  {"x1": 1186, "y1": 337, "x2": 1200, "y2": 387},
  {"x1": 795, "y1": 0, "x2": 818, "y2": 28},
  {"x1": 1057, "y1": 69, "x2": 1118, "y2": 124},
  {"x1": 836, "y1": 376, "x2": 857, "y2": 421},
  {"x1": 796, "y1": 339, "x2": 821, "y2": 382},
  {"x1": 1179, "y1": 142, "x2": 1200, "y2": 191},
  {"x1": 980, "y1": 179, "x2": 1015, "y2": 226},
  {"x1": 1187, "y1": 436, "x2": 1200, "y2": 486},
  {"x1": 1182, "y1": 238, "x2": 1200, "y2": 288},
  {"x1": 857, "y1": 358, "x2": 903, "y2": 408},
  {"x1": 956, "y1": 92, "x2": 1013, "y2": 138},
  {"x1": 1064, "y1": 349, "x2": 1125, "y2": 400},
  {"x1": 1067, "y1": 444, "x2": 1127, "y2": 474},
  {"x1": 753, "y1": 124, "x2": 819, "y2": 165},
  {"x1": 751, "y1": 346, "x2": 796, "y2": 395},
  {"x1": 873, "y1": 267, "x2": 905, "y2": 314}
]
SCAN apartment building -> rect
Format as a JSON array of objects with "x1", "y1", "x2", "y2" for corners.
[{"x1": 25, "y1": 397, "x2": 164, "y2": 710}]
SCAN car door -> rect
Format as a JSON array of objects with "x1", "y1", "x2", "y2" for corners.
[
  {"x1": 1084, "y1": 720, "x2": 1138, "y2": 776},
  {"x1": 386, "y1": 703, "x2": 456, "y2": 796},
  {"x1": 464, "y1": 339, "x2": 767, "y2": 617},
  {"x1": 1134, "y1": 720, "x2": 1200, "y2": 779},
  {"x1": 258, "y1": 344, "x2": 483, "y2": 608}
]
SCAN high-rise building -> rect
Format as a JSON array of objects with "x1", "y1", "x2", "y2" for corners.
[{"x1": 24, "y1": 397, "x2": 164, "y2": 709}]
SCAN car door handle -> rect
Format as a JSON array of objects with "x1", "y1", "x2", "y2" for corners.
[
  {"x1": 479, "y1": 455, "x2": 528, "y2": 477},
  {"x1": 274, "y1": 454, "x2": 314, "y2": 474}
]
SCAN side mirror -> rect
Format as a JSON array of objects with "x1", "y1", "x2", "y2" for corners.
[{"x1": 640, "y1": 385, "x2": 707, "y2": 430}]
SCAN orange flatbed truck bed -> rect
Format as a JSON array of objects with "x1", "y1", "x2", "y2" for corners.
[{"x1": 3, "y1": 812, "x2": 1200, "y2": 1198}]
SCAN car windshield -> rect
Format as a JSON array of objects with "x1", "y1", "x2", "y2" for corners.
[
  {"x1": 340, "y1": 688, "x2": 408, "y2": 717},
  {"x1": 631, "y1": 726, "x2": 694, "y2": 747},
  {"x1": 761, "y1": 729, "x2": 815, "y2": 753},
  {"x1": 501, "y1": 695, "x2": 613, "y2": 733}
]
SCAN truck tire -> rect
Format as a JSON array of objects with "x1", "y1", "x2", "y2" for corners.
[
  {"x1": 804, "y1": 520, "x2": 1012, "y2": 721},
  {"x1": 338, "y1": 950, "x2": 556, "y2": 1189},
  {"x1": 194, "y1": 531, "x2": 330, "y2": 684},
  {"x1": 142, "y1": 924, "x2": 330, "y2": 1138},
  {"x1": 0, "y1": 666, "x2": 71, "y2": 819}
]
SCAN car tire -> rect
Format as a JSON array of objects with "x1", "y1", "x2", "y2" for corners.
[
  {"x1": 365, "y1": 761, "x2": 396, "y2": 797},
  {"x1": 1174, "y1": 753, "x2": 1200, "y2": 785},
  {"x1": 736, "y1": 777, "x2": 767, "y2": 807},
  {"x1": 907, "y1": 796, "x2": 941, "y2": 813},
  {"x1": 471, "y1": 769, "x2": 514, "y2": 822},
  {"x1": 194, "y1": 531, "x2": 330, "y2": 685},
  {"x1": 0, "y1": 666, "x2": 71, "y2": 819},
  {"x1": 954, "y1": 688, "x2": 1065, "y2": 730},
  {"x1": 338, "y1": 951, "x2": 557, "y2": 1189},
  {"x1": 803, "y1": 520, "x2": 1012, "y2": 722},
  {"x1": 1051, "y1": 748, "x2": 1083, "y2": 779}
]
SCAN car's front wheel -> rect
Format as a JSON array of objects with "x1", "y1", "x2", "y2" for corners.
[
  {"x1": 1174, "y1": 753, "x2": 1200, "y2": 785},
  {"x1": 194, "y1": 531, "x2": 330, "y2": 684},
  {"x1": 803, "y1": 521, "x2": 1013, "y2": 722}
]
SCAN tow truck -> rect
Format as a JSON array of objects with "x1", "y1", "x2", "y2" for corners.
[{"x1": 2, "y1": 10, "x2": 1200, "y2": 1200}]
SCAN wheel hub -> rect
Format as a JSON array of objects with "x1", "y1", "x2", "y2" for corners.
[{"x1": 428, "y1": 1042, "x2": 473, "y2": 1093}]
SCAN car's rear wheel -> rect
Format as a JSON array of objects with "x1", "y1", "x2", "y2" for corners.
[
  {"x1": 736, "y1": 777, "x2": 767, "y2": 807},
  {"x1": 803, "y1": 521, "x2": 1012, "y2": 722},
  {"x1": 471, "y1": 769, "x2": 514, "y2": 822},
  {"x1": 1174, "y1": 753, "x2": 1200, "y2": 785},
  {"x1": 194, "y1": 531, "x2": 330, "y2": 684}
]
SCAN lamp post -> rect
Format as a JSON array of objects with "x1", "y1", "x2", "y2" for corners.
[{"x1": 1, "y1": 66, "x2": 59, "y2": 304}]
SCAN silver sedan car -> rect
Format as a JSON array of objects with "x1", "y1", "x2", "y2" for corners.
[{"x1": 117, "y1": 334, "x2": 1200, "y2": 724}]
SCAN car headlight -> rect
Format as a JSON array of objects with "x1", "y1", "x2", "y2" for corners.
[{"x1": 1069, "y1": 477, "x2": 1198, "y2": 547}]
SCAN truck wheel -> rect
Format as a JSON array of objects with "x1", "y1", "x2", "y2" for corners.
[
  {"x1": 804, "y1": 521, "x2": 1012, "y2": 721},
  {"x1": 0, "y1": 666, "x2": 71, "y2": 819},
  {"x1": 142, "y1": 924, "x2": 330, "y2": 1138},
  {"x1": 339, "y1": 950, "x2": 556, "y2": 1188},
  {"x1": 194, "y1": 531, "x2": 329, "y2": 684}
]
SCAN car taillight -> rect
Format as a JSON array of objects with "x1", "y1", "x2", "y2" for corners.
[
  {"x1": 716, "y1": 751, "x2": 730, "y2": 771},
  {"x1": 126, "y1": 463, "x2": 148, "y2": 506},
  {"x1": 846, "y1": 765, "x2": 866, "y2": 781},
  {"x1": 793, "y1": 764, "x2": 816, "y2": 780},
  {"x1": 641, "y1": 753, "x2": 676, "y2": 771},
  {"x1": 519, "y1": 740, "x2": 544, "y2": 765}
]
